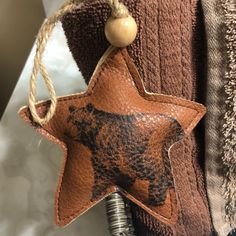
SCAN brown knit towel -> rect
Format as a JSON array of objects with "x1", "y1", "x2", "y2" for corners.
[{"x1": 62, "y1": 0, "x2": 213, "y2": 235}]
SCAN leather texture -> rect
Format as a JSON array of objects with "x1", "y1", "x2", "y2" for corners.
[
  {"x1": 19, "y1": 49, "x2": 206, "y2": 228},
  {"x1": 62, "y1": 1, "x2": 213, "y2": 235}
]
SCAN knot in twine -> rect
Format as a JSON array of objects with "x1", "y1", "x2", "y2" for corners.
[
  {"x1": 108, "y1": 0, "x2": 129, "y2": 18},
  {"x1": 29, "y1": 0, "x2": 130, "y2": 126}
]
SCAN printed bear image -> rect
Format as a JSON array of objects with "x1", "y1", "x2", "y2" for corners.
[{"x1": 65, "y1": 103, "x2": 184, "y2": 206}]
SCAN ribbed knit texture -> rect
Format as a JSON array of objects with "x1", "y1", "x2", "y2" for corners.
[
  {"x1": 62, "y1": 0, "x2": 213, "y2": 235},
  {"x1": 203, "y1": 1, "x2": 236, "y2": 235}
]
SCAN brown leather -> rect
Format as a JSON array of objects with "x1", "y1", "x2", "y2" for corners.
[
  {"x1": 62, "y1": 1, "x2": 212, "y2": 235},
  {"x1": 19, "y1": 49, "x2": 205, "y2": 228}
]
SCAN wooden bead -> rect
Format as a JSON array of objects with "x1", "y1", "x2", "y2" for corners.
[{"x1": 105, "y1": 16, "x2": 138, "y2": 48}]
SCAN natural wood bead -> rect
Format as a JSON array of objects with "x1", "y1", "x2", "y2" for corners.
[{"x1": 105, "y1": 15, "x2": 138, "y2": 48}]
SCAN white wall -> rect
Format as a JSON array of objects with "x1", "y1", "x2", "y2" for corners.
[
  {"x1": 42, "y1": 0, "x2": 66, "y2": 16},
  {"x1": 0, "y1": 1, "x2": 109, "y2": 235}
]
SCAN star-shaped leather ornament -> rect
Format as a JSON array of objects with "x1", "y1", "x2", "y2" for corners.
[{"x1": 19, "y1": 48, "x2": 206, "y2": 227}]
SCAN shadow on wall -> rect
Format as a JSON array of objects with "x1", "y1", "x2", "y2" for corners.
[{"x1": 0, "y1": 0, "x2": 45, "y2": 117}]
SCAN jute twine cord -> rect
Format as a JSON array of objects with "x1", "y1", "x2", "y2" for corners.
[
  {"x1": 29, "y1": 0, "x2": 129, "y2": 125},
  {"x1": 109, "y1": 0, "x2": 129, "y2": 17}
]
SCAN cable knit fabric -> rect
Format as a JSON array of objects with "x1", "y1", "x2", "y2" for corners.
[
  {"x1": 61, "y1": 0, "x2": 213, "y2": 235},
  {"x1": 203, "y1": 1, "x2": 236, "y2": 235}
]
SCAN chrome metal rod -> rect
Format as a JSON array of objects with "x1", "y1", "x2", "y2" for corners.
[{"x1": 106, "y1": 192, "x2": 135, "y2": 236}]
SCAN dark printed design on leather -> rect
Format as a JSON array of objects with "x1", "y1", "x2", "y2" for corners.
[{"x1": 65, "y1": 103, "x2": 184, "y2": 206}]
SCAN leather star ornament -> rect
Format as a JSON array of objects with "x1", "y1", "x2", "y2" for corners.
[{"x1": 19, "y1": 48, "x2": 206, "y2": 227}]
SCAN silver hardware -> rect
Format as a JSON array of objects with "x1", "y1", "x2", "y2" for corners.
[{"x1": 106, "y1": 192, "x2": 135, "y2": 236}]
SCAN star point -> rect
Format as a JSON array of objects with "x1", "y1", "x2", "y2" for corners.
[{"x1": 19, "y1": 48, "x2": 206, "y2": 227}]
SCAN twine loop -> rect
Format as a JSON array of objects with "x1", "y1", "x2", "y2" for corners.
[{"x1": 29, "y1": 0, "x2": 129, "y2": 125}]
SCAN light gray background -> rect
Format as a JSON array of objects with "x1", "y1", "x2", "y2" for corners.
[{"x1": 0, "y1": 1, "x2": 109, "y2": 235}]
